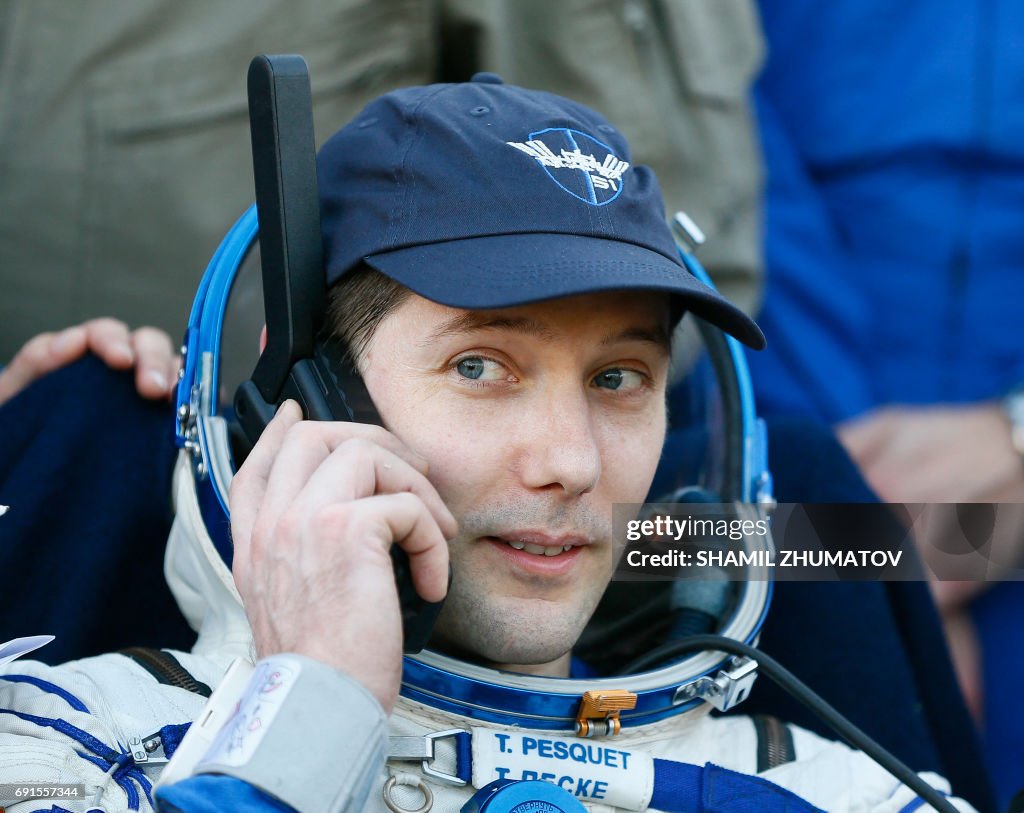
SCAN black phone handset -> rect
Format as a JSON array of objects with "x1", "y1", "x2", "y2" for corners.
[{"x1": 233, "y1": 54, "x2": 444, "y2": 654}]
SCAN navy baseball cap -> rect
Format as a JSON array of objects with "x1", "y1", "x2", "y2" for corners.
[{"x1": 317, "y1": 74, "x2": 765, "y2": 349}]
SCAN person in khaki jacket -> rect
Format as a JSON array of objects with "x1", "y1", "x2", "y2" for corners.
[{"x1": 0, "y1": 0, "x2": 763, "y2": 360}]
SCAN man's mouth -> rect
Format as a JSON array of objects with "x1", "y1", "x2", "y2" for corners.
[
  {"x1": 501, "y1": 539, "x2": 575, "y2": 556},
  {"x1": 485, "y1": 532, "x2": 589, "y2": 558}
]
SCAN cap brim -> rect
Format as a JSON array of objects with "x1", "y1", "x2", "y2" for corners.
[{"x1": 364, "y1": 233, "x2": 765, "y2": 349}]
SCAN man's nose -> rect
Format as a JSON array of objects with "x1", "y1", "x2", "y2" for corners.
[{"x1": 515, "y1": 387, "x2": 602, "y2": 496}]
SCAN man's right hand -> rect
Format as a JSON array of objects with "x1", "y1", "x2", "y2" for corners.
[{"x1": 228, "y1": 401, "x2": 457, "y2": 714}]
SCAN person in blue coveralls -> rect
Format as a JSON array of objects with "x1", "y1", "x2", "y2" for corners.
[
  {"x1": 0, "y1": 77, "x2": 976, "y2": 813},
  {"x1": 748, "y1": 3, "x2": 1024, "y2": 805}
]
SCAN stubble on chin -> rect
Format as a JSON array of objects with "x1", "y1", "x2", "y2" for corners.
[
  {"x1": 430, "y1": 583, "x2": 597, "y2": 670},
  {"x1": 426, "y1": 502, "x2": 614, "y2": 669}
]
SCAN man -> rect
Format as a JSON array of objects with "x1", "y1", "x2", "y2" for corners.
[
  {"x1": 0, "y1": 77, "x2": 971, "y2": 812},
  {"x1": 0, "y1": 0, "x2": 767, "y2": 672}
]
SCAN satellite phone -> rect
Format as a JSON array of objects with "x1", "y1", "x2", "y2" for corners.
[{"x1": 232, "y1": 54, "x2": 444, "y2": 654}]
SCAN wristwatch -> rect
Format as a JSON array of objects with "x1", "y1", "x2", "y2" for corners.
[{"x1": 1002, "y1": 384, "x2": 1024, "y2": 460}]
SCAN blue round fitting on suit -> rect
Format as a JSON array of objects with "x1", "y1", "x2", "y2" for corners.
[{"x1": 461, "y1": 780, "x2": 587, "y2": 813}]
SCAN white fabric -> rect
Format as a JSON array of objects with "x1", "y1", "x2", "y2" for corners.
[
  {"x1": 198, "y1": 658, "x2": 301, "y2": 768},
  {"x1": 470, "y1": 728, "x2": 654, "y2": 810}
]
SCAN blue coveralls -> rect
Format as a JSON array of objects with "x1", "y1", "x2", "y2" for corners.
[{"x1": 749, "y1": 1, "x2": 1024, "y2": 803}]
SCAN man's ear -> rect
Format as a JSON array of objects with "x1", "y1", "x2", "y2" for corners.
[{"x1": 259, "y1": 324, "x2": 268, "y2": 353}]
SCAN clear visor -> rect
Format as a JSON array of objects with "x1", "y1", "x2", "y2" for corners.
[
  {"x1": 217, "y1": 240, "x2": 736, "y2": 497},
  {"x1": 208, "y1": 237, "x2": 767, "y2": 689}
]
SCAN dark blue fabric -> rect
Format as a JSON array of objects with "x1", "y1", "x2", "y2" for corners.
[
  {"x1": 456, "y1": 730, "x2": 473, "y2": 783},
  {"x1": 568, "y1": 656, "x2": 597, "y2": 679},
  {"x1": 159, "y1": 723, "x2": 192, "y2": 760},
  {"x1": 650, "y1": 758, "x2": 703, "y2": 811},
  {"x1": 0, "y1": 355, "x2": 194, "y2": 662},
  {"x1": 116, "y1": 755, "x2": 142, "y2": 811},
  {"x1": 971, "y1": 581, "x2": 1024, "y2": 807},
  {"x1": 156, "y1": 775, "x2": 296, "y2": 813},
  {"x1": 649, "y1": 760, "x2": 823, "y2": 813},
  {"x1": 898, "y1": 796, "x2": 928, "y2": 813},
  {"x1": 702, "y1": 763, "x2": 823, "y2": 813},
  {"x1": 134, "y1": 768, "x2": 155, "y2": 807}
]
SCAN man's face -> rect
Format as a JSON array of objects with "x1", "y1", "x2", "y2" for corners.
[{"x1": 360, "y1": 290, "x2": 671, "y2": 675}]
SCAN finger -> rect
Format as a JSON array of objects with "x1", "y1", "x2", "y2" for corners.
[
  {"x1": 252, "y1": 421, "x2": 338, "y2": 542},
  {"x1": 252, "y1": 422, "x2": 437, "y2": 548},
  {"x1": 82, "y1": 318, "x2": 134, "y2": 369},
  {"x1": 48, "y1": 325, "x2": 89, "y2": 364},
  {"x1": 0, "y1": 328, "x2": 83, "y2": 404},
  {"x1": 129, "y1": 326, "x2": 177, "y2": 399},
  {"x1": 286, "y1": 438, "x2": 457, "y2": 540},
  {"x1": 858, "y1": 430, "x2": 952, "y2": 502},
  {"x1": 258, "y1": 420, "x2": 429, "y2": 522},
  {"x1": 242, "y1": 418, "x2": 436, "y2": 571},
  {"x1": 939, "y1": 610, "x2": 984, "y2": 724},
  {"x1": 298, "y1": 421, "x2": 429, "y2": 473},
  {"x1": 230, "y1": 400, "x2": 304, "y2": 561},
  {"x1": 887, "y1": 459, "x2": 957, "y2": 502},
  {"x1": 836, "y1": 411, "x2": 897, "y2": 468},
  {"x1": 343, "y1": 492, "x2": 451, "y2": 602},
  {"x1": 835, "y1": 416, "x2": 881, "y2": 461},
  {"x1": 929, "y1": 578, "x2": 985, "y2": 613}
]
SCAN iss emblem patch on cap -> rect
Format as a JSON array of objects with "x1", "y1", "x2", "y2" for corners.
[
  {"x1": 461, "y1": 780, "x2": 587, "y2": 813},
  {"x1": 506, "y1": 128, "x2": 631, "y2": 206}
]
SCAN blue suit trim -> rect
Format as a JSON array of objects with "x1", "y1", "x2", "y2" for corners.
[
  {"x1": 651, "y1": 760, "x2": 825, "y2": 813},
  {"x1": 0, "y1": 674, "x2": 90, "y2": 713},
  {"x1": 156, "y1": 775, "x2": 297, "y2": 813},
  {"x1": 0, "y1": 707, "x2": 153, "y2": 810}
]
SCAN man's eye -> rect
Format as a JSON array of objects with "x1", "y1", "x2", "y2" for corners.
[
  {"x1": 456, "y1": 357, "x2": 504, "y2": 381},
  {"x1": 593, "y1": 368, "x2": 645, "y2": 391}
]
